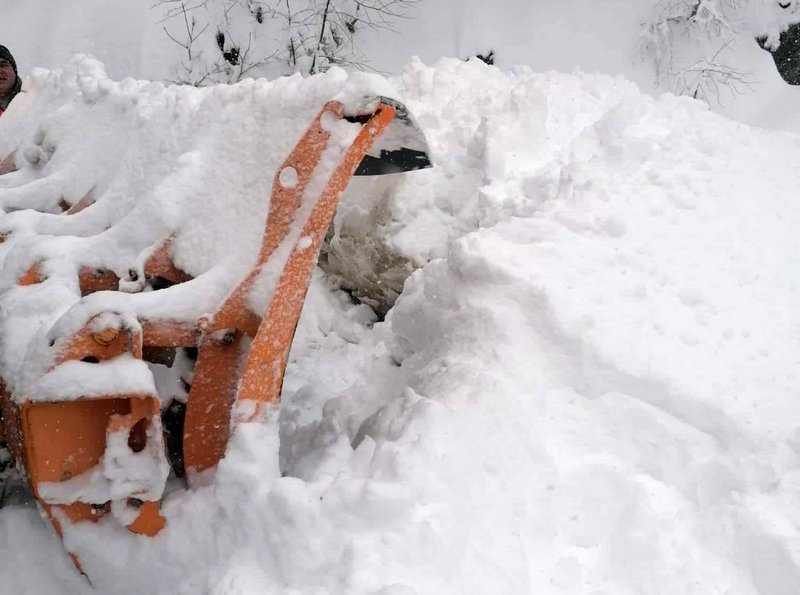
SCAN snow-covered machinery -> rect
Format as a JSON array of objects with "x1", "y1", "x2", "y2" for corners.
[{"x1": 0, "y1": 95, "x2": 430, "y2": 570}]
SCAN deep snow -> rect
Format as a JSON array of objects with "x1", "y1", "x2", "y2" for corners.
[{"x1": 1, "y1": 54, "x2": 800, "y2": 594}]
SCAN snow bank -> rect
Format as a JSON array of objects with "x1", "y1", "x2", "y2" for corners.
[{"x1": 2, "y1": 57, "x2": 800, "y2": 593}]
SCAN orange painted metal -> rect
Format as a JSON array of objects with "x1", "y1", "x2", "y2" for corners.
[
  {"x1": 126, "y1": 501, "x2": 166, "y2": 536},
  {"x1": 182, "y1": 331, "x2": 247, "y2": 473},
  {"x1": 180, "y1": 103, "x2": 348, "y2": 473},
  {"x1": 144, "y1": 238, "x2": 192, "y2": 284},
  {"x1": 20, "y1": 393, "x2": 166, "y2": 533},
  {"x1": 22, "y1": 397, "x2": 135, "y2": 485},
  {"x1": 141, "y1": 319, "x2": 201, "y2": 348},
  {"x1": 13, "y1": 313, "x2": 168, "y2": 553},
  {"x1": 75, "y1": 239, "x2": 192, "y2": 296},
  {"x1": 237, "y1": 104, "x2": 395, "y2": 413},
  {"x1": 17, "y1": 263, "x2": 44, "y2": 286},
  {"x1": 0, "y1": 189, "x2": 94, "y2": 260},
  {"x1": 182, "y1": 101, "x2": 397, "y2": 473},
  {"x1": 18, "y1": 238, "x2": 193, "y2": 295},
  {"x1": 40, "y1": 503, "x2": 88, "y2": 573},
  {"x1": 2, "y1": 99, "x2": 407, "y2": 565},
  {"x1": 64, "y1": 190, "x2": 95, "y2": 215},
  {"x1": 55, "y1": 314, "x2": 142, "y2": 363},
  {"x1": 0, "y1": 151, "x2": 15, "y2": 175},
  {"x1": 78, "y1": 268, "x2": 119, "y2": 295}
]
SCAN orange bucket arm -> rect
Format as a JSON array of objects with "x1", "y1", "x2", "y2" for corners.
[
  {"x1": 182, "y1": 99, "x2": 400, "y2": 473},
  {"x1": 238, "y1": 103, "x2": 396, "y2": 411}
]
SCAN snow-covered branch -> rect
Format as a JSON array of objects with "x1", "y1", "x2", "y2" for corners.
[
  {"x1": 155, "y1": 0, "x2": 421, "y2": 85},
  {"x1": 642, "y1": 0, "x2": 750, "y2": 104}
]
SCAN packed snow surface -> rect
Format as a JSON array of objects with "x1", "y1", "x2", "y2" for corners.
[{"x1": 2, "y1": 57, "x2": 800, "y2": 593}]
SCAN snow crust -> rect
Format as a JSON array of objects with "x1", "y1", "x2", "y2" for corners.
[{"x1": 2, "y1": 57, "x2": 800, "y2": 593}]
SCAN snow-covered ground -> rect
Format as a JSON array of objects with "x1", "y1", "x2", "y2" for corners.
[{"x1": 1, "y1": 52, "x2": 800, "y2": 594}]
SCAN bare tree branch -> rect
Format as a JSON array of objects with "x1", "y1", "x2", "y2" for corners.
[
  {"x1": 642, "y1": 0, "x2": 753, "y2": 104},
  {"x1": 154, "y1": 0, "x2": 420, "y2": 84}
]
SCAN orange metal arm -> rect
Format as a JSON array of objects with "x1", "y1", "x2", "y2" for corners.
[{"x1": 182, "y1": 101, "x2": 396, "y2": 474}]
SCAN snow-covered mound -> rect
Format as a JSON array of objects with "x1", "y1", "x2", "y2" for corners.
[{"x1": 2, "y1": 57, "x2": 800, "y2": 594}]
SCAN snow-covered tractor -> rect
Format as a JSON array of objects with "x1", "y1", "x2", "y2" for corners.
[{"x1": 0, "y1": 91, "x2": 430, "y2": 572}]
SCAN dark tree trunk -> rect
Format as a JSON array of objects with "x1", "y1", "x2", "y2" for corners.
[{"x1": 758, "y1": 23, "x2": 800, "y2": 85}]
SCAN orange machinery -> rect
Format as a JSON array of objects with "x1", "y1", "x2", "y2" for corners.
[{"x1": 0, "y1": 96, "x2": 431, "y2": 571}]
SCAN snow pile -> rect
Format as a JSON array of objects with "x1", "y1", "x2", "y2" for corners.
[
  {"x1": 325, "y1": 59, "x2": 639, "y2": 308},
  {"x1": 2, "y1": 57, "x2": 800, "y2": 593}
]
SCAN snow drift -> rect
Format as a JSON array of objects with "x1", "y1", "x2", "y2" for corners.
[{"x1": 1, "y1": 56, "x2": 800, "y2": 594}]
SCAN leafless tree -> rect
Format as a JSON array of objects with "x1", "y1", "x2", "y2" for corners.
[
  {"x1": 642, "y1": 0, "x2": 755, "y2": 103},
  {"x1": 155, "y1": 0, "x2": 420, "y2": 85}
]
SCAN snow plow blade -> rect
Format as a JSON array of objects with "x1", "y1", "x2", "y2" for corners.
[
  {"x1": 350, "y1": 97, "x2": 432, "y2": 175},
  {"x1": 0, "y1": 95, "x2": 431, "y2": 572}
]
